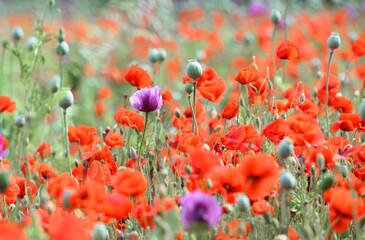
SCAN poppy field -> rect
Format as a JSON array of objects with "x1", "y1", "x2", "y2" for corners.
[{"x1": 1, "y1": 0, "x2": 365, "y2": 239}]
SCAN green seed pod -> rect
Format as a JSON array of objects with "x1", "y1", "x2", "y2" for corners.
[
  {"x1": 185, "y1": 82, "x2": 194, "y2": 95},
  {"x1": 58, "y1": 90, "x2": 74, "y2": 110},
  {"x1": 157, "y1": 49, "x2": 167, "y2": 62},
  {"x1": 62, "y1": 190, "x2": 72, "y2": 209},
  {"x1": 279, "y1": 171, "x2": 296, "y2": 190},
  {"x1": 49, "y1": 0, "x2": 55, "y2": 6},
  {"x1": 316, "y1": 153, "x2": 325, "y2": 170},
  {"x1": 185, "y1": 165, "x2": 192, "y2": 175},
  {"x1": 327, "y1": 33, "x2": 341, "y2": 50},
  {"x1": 11, "y1": 27, "x2": 24, "y2": 42},
  {"x1": 319, "y1": 174, "x2": 335, "y2": 192},
  {"x1": 236, "y1": 194, "x2": 250, "y2": 212},
  {"x1": 26, "y1": 37, "x2": 38, "y2": 51},
  {"x1": 270, "y1": 10, "x2": 282, "y2": 25},
  {"x1": 50, "y1": 75, "x2": 60, "y2": 93},
  {"x1": 56, "y1": 41, "x2": 69, "y2": 56},
  {"x1": 186, "y1": 60, "x2": 202, "y2": 80},
  {"x1": 0, "y1": 170, "x2": 10, "y2": 193},
  {"x1": 129, "y1": 147, "x2": 137, "y2": 160},
  {"x1": 15, "y1": 115, "x2": 25, "y2": 128},
  {"x1": 148, "y1": 48, "x2": 159, "y2": 63},
  {"x1": 277, "y1": 139, "x2": 293, "y2": 159},
  {"x1": 92, "y1": 224, "x2": 108, "y2": 240},
  {"x1": 359, "y1": 100, "x2": 365, "y2": 121}
]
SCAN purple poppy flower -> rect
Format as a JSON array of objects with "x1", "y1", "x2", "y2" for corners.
[
  {"x1": 247, "y1": 2, "x2": 267, "y2": 16},
  {"x1": 180, "y1": 190, "x2": 222, "y2": 231},
  {"x1": 129, "y1": 86, "x2": 163, "y2": 113},
  {"x1": 0, "y1": 135, "x2": 8, "y2": 158}
]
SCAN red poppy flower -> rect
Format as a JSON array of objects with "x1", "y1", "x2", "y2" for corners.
[
  {"x1": 94, "y1": 100, "x2": 105, "y2": 117},
  {"x1": 0, "y1": 95, "x2": 16, "y2": 113},
  {"x1": 99, "y1": 192, "x2": 132, "y2": 219},
  {"x1": 97, "y1": 86, "x2": 112, "y2": 99},
  {"x1": 262, "y1": 118, "x2": 290, "y2": 144},
  {"x1": 105, "y1": 130, "x2": 125, "y2": 148},
  {"x1": 222, "y1": 100, "x2": 239, "y2": 120},
  {"x1": 112, "y1": 168, "x2": 147, "y2": 198},
  {"x1": 252, "y1": 199, "x2": 274, "y2": 215},
  {"x1": 48, "y1": 213, "x2": 92, "y2": 240},
  {"x1": 161, "y1": 89, "x2": 173, "y2": 105},
  {"x1": 36, "y1": 142, "x2": 52, "y2": 158},
  {"x1": 125, "y1": 64, "x2": 152, "y2": 89},
  {"x1": 198, "y1": 76, "x2": 226, "y2": 104},
  {"x1": 276, "y1": 40, "x2": 299, "y2": 60},
  {"x1": 235, "y1": 65, "x2": 260, "y2": 85},
  {"x1": 352, "y1": 38, "x2": 365, "y2": 57},
  {"x1": 330, "y1": 96, "x2": 354, "y2": 113},
  {"x1": 0, "y1": 222, "x2": 27, "y2": 240},
  {"x1": 114, "y1": 107, "x2": 146, "y2": 132},
  {"x1": 239, "y1": 153, "x2": 280, "y2": 199}
]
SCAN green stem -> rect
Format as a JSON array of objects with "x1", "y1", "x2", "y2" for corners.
[
  {"x1": 289, "y1": 81, "x2": 304, "y2": 110},
  {"x1": 283, "y1": 0, "x2": 289, "y2": 84},
  {"x1": 325, "y1": 50, "x2": 334, "y2": 137},
  {"x1": 213, "y1": 119, "x2": 226, "y2": 151},
  {"x1": 188, "y1": 95, "x2": 199, "y2": 136},
  {"x1": 63, "y1": 109, "x2": 71, "y2": 174},
  {"x1": 137, "y1": 112, "x2": 149, "y2": 170},
  {"x1": 192, "y1": 80, "x2": 197, "y2": 132},
  {"x1": 59, "y1": 55, "x2": 63, "y2": 88},
  {"x1": 271, "y1": 59, "x2": 281, "y2": 114}
]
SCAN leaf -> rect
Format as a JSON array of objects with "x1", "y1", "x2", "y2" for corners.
[{"x1": 165, "y1": 209, "x2": 181, "y2": 233}]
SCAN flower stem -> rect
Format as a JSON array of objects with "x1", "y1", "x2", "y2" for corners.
[
  {"x1": 325, "y1": 50, "x2": 334, "y2": 137},
  {"x1": 188, "y1": 95, "x2": 199, "y2": 136},
  {"x1": 213, "y1": 119, "x2": 226, "y2": 151},
  {"x1": 138, "y1": 112, "x2": 148, "y2": 170},
  {"x1": 59, "y1": 55, "x2": 63, "y2": 88},
  {"x1": 192, "y1": 80, "x2": 197, "y2": 132},
  {"x1": 271, "y1": 59, "x2": 281, "y2": 114},
  {"x1": 289, "y1": 81, "x2": 304, "y2": 110},
  {"x1": 63, "y1": 109, "x2": 71, "y2": 174}
]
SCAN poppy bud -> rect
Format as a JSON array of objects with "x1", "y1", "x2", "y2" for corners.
[
  {"x1": 2, "y1": 40, "x2": 9, "y2": 48},
  {"x1": 58, "y1": 27, "x2": 65, "y2": 42},
  {"x1": 185, "y1": 165, "x2": 192, "y2": 175},
  {"x1": 49, "y1": 0, "x2": 55, "y2": 6},
  {"x1": 11, "y1": 27, "x2": 24, "y2": 42},
  {"x1": 359, "y1": 100, "x2": 365, "y2": 121},
  {"x1": 273, "y1": 112, "x2": 279, "y2": 120},
  {"x1": 206, "y1": 178, "x2": 213, "y2": 189},
  {"x1": 186, "y1": 60, "x2": 202, "y2": 80},
  {"x1": 92, "y1": 223, "x2": 108, "y2": 240},
  {"x1": 244, "y1": 33, "x2": 254, "y2": 45},
  {"x1": 281, "y1": 113, "x2": 287, "y2": 120},
  {"x1": 270, "y1": 10, "x2": 281, "y2": 24},
  {"x1": 299, "y1": 92, "x2": 305, "y2": 104},
  {"x1": 50, "y1": 75, "x2": 60, "y2": 93},
  {"x1": 319, "y1": 174, "x2": 334, "y2": 192},
  {"x1": 174, "y1": 108, "x2": 181, "y2": 118},
  {"x1": 185, "y1": 82, "x2": 194, "y2": 95},
  {"x1": 62, "y1": 190, "x2": 73, "y2": 209},
  {"x1": 15, "y1": 115, "x2": 25, "y2": 128},
  {"x1": 316, "y1": 153, "x2": 325, "y2": 171},
  {"x1": 327, "y1": 33, "x2": 341, "y2": 50},
  {"x1": 0, "y1": 170, "x2": 10, "y2": 193},
  {"x1": 148, "y1": 48, "x2": 159, "y2": 63},
  {"x1": 279, "y1": 171, "x2": 296, "y2": 190},
  {"x1": 58, "y1": 90, "x2": 74, "y2": 110},
  {"x1": 129, "y1": 147, "x2": 137, "y2": 160},
  {"x1": 277, "y1": 139, "x2": 293, "y2": 159},
  {"x1": 56, "y1": 41, "x2": 69, "y2": 56},
  {"x1": 26, "y1": 37, "x2": 38, "y2": 51},
  {"x1": 157, "y1": 49, "x2": 167, "y2": 62},
  {"x1": 310, "y1": 164, "x2": 316, "y2": 179},
  {"x1": 222, "y1": 204, "x2": 234, "y2": 214},
  {"x1": 236, "y1": 194, "x2": 250, "y2": 212}
]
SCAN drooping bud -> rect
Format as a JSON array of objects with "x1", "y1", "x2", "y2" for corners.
[
  {"x1": 174, "y1": 108, "x2": 181, "y2": 118},
  {"x1": 359, "y1": 100, "x2": 365, "y2": 121},
  {"x1": 319, "y1": 174, "x2": 335, "y2": 192},
  {"x1": 129, "y1": 147, "x2": 137, "y2": 160},
  {"x1": 92, "y1": 223, "x2": 108, "y2": 240},
  {"x1": 299, "y1": 92, "x2": 305, "y2": 104}
]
